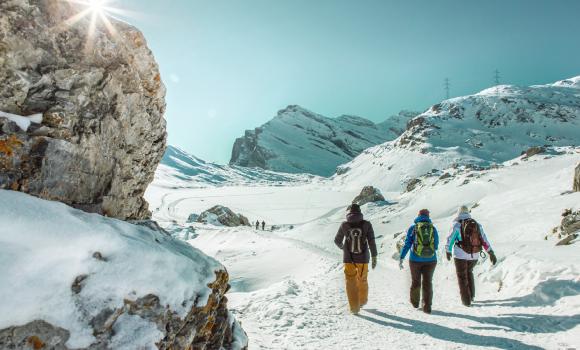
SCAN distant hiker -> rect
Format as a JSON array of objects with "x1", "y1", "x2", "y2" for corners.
[
  {"x1": 446, "y1": 205, "x2": 497, "y2": 306},
  {"x1": 334, "y1": 203, "x2": 378, "y2": 315},
  {"x1": 262, "y1": 220, "x2": 266, "y2": 231},
  {"x1": 255, "y1": 220, "x2": 260, "y2": 230},
  {"x1": 399, "y1": 209, "x2": 439, "y2": 314}
]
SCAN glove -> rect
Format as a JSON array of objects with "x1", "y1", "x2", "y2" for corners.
[
  {"x1": 371, "y1": 256, "x2": 377, "y2": 270},
  {"x1": 399, "y1": 259, "x2": 404, "y2": 270},
  {"x1": 489, "y1": 250, "x2": 498, "y2": 265},
  {"x1": 446, "y1": 252, "x2": 452, "y2": 261}
]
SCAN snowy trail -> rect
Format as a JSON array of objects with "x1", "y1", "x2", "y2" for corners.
[
  {"x1": 146, "y1": 153, "x2": 580, "y2": 349},
  {"x1": 189, "y1": 226, "x2": 579, "y2": 350}
]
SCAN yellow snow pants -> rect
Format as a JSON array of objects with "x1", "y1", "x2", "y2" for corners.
[{"x1": 344, "y1": 263, "x2": 369, "y2": 313}]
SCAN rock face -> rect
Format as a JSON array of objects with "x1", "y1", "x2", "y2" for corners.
[
  {"x1": 574, "y1": 163, "x2": 580, "y2": 192},
  {"x1": 0, "y1": 271, "x2": 246, "y2": 350},
  {"x1": 197, "y1": 205, "x2": 251, "y2": 227},
  {"x1": 523, "y1": 146, "x2": 546, "y2": 158},
  {"x1": 405, "y1": 178, "x2": 422, "y2": 192},
  {"x1": 553, "y1": 209, "x2": 580, "y2": 246},
  {"x1": 0, "y1": 0, "x2": 166, "y2": 220},
  {"x1": 229, "y1": 105, "x2": 417, "y2": 176},
  {"x1": 352, "y1": 186, "x2": 385, "y2": 205}
]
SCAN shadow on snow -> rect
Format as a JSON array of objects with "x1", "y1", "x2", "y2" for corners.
[
  {"x1": 434, "y1": 310, "x2": 580, "y2": 334},
  {"x1": 359, "y1": 309, "x2": 544, "y2": 350},
  {"x1": 477, "y1": 279, "x2": 580, "y2": 308}
]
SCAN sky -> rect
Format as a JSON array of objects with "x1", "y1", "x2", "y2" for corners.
[{"x1": 112, "y1": 0, "x2": 580, "y2": 164}]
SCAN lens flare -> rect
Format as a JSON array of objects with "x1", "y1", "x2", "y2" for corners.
[{"x1": 61, "y1": 0, "x2": 133, "y2": 54}]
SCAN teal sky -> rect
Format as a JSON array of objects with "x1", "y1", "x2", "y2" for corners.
[{"x1": 115, "y1": 0, "x2": 580, "y2": 164}]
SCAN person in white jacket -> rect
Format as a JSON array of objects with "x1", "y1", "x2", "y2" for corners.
[{"x1": 446, "y1": 206, "x2": 497, "y2": 306}]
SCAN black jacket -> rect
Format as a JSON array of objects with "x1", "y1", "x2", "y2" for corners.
[{"x1": 334, "y1": 214, "x2": 378, "y2": 264}]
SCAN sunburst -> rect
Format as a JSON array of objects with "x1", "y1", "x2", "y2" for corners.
[{"x1": 61, "y1": 0, "x2": 130, "y2": 54}]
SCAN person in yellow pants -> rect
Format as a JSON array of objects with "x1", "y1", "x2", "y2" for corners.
[{"x1": 334, "y1": 204, "x2": 378, "y2": 314}]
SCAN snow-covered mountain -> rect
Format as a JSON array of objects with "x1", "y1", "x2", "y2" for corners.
[
  {"x1": 155, "y1": 145, "x2": 313, "y2": 189},
  {"x1": 229, "y1": 105, "x2": 417, "y2": 176},
  {"x1": 336, "y1": 76, "x2": 580, "y2": 191}
]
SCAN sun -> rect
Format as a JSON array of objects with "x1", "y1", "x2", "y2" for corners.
[
  {"x1": 87, "y1": 0, "x2": 106, "y2": 15},
  {"x1": 62, "y1": 0, "x2": 130, "y2": 53}
]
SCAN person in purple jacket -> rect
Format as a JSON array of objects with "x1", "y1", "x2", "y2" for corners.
[
  {"x1": 446, "y1": 205, "x2": 497, "y2": 306},
  {"x1": 400, "y1": 209, "x2": 439, "y2": 314}
]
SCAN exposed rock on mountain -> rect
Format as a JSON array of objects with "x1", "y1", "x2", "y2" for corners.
[
  {"x1": 574, "y1": 163, "x2": 580, "y2": 192},
  {"x1": 335, "y1": 77, "x2": 580, "y2": 192},
  {"x1": 229, "y1": 105, "x2": 417, "y2": 176},
  {"x1": 0, "y1": 190, "x2": 248, "y2": 350},
  {"x1": 197, "y1": 205, "x2": 250, "y2": 227},
  {"x1": 554, "y1": 209, "x2": 580, "y2": 246},
  {"x1": 0, "y1": 0, "x2": 166, "y2": 220},
  {"x1": 523, "y1": 146, "x2": 546, "y2": 158},
  {"x1": 352, "y1": 186, "x2": 385, "y2": 205},
  {"x1": 405, "y1": 178, "x2": 422, "y2": 192},
  {"x1": 395, "y1": 78, "x2": 580, "y2": 161}
]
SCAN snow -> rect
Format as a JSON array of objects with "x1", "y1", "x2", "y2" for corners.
[
  {"x1": 147, "y1": 146, "x2": 580, "y2": 349},
  {"x1": 156, "y1": 145, "x2": 315, "y2": 189},
  {"x1": 0, "y1": 190, "x2": 222, "y2": 348},
  {"x1": 109, "y1": 314, "x2": 164, "y2": 350},
  {"x1": 0, "y1": 110, "x2": 42, "y2": 131}
]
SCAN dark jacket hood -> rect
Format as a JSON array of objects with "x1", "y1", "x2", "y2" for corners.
[{"x1": 346, "y1": 212, "x2": 364, "y2": 223}]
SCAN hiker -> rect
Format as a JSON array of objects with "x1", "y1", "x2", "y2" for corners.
[
  {"x1": 262, "y1": 220, "x2": 265, "y2": 231},
  {"x1": 334, "y1": 203, "x2": 378, "y2": 315},
  {"x1": 255, "y1": 220, "x2": 260, "y2": 230},
  {"x1": 446, "y1": 205, "x2": 497, "y2": 306},
  {"x1": 399, "y1": 209, "x2": 439, "y2": 314}
]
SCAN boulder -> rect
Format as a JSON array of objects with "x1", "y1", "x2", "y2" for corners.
[
  {"x1": 0, "y1": 271, "x2": 246, "y2": 350},
  {"x1": 551, "y1": 209, "x2": 580, "y2": 246},
  {"x1": 0, "y1": 0, "x2": 166, "y2": 220},
  {"x1": 0, "y1": 190, "x2": 248, "y2": 350},
  {"x1": 556, "y1": 234, "x2": 579, "y2": 246},
  {"x1": 574, "y1": 163, "x2": 580, "y2": 192},
  {"x1": 405, "y1": 178, "x2": 422, "y2": 192},
  {"x1": 523, "y1": 146, "x2": 546, "y2": 158},
  {"x1": 197, "y1": 205, "x2": 250, "y2": 227},
  {"x1": 352, "y1": 186, "x2": 386, "y2": 206},
  {"x1": 561, "y1": 209, "x2": 580, "y2": 236},
  {"x1": 187, "y1": 213, "x2": 200, "y2": 223}
]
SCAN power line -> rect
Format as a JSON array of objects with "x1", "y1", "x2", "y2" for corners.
[
  {"x1": 493, "y1": 69, "x2": 501, "y2": 85},
  {"x1": 444, "y1": 78, "x2": 450, "y2": 99}
]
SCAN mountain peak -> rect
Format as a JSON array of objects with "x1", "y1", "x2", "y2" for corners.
[{"x1": 230, "y1": 107, "x2": 415, "y2": 176}]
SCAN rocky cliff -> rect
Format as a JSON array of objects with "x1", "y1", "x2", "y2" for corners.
[
  {"x1": 0, "y1": 0, "x2": 166, "y2": 220},
  {"x1": 229, "y1": 105, "x2": 416, "y2": 176}
]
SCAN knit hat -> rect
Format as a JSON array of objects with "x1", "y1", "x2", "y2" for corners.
[
  {"x1": 457, "y1": 205, "x2": 470, "y2": 215},
  {"x1": 348, "y1": 203, "x2": 361, "y2": 214},
  {"x1": 418, "y1": 209, "x2": 430, "y2": 217}
]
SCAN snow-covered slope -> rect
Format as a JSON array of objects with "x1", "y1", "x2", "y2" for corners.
[
  {"x1": 155, "y1": 145, "x2": 314, "y2": 189},
  {"x1": 229, "y1": 105, "x2": 417, "y2": 176},
  {"x1": 336, "y1": 76, "x2": 580, "y2": 191},
  {"x1": 147, "y1": 148, "x2": 580, "y2": 350}
]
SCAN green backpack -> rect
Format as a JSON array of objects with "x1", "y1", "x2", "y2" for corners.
[{"x1": 413, "y1": 222, "x2": 435, "y2": 258}]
